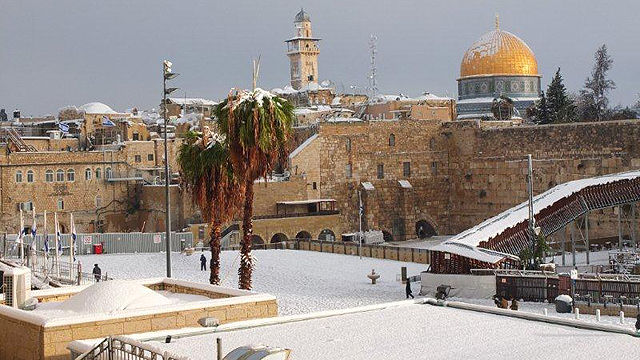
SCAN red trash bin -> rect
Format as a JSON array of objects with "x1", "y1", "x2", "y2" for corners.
[{"x1": 93, "y1": 243, "x2": 103, "y2": 254}]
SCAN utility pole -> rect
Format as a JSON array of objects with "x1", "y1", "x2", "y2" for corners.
[{"x1": 163, "y1": 60, "x2": 179, "y2": 278}]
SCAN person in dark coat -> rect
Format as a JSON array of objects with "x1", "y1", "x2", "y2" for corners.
[
  {"x1": 405, "y1": 278, "x2": 414, "y2": 299},
  {"x1": 200, "y1": 253, "x2": 207, "y2": 271},
  {"x1": 92, "y1": 264, "x2": 102, "y2": 282}
]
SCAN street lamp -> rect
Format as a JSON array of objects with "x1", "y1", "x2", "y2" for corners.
[{"x1": 163, "y1": 60, "x2": 179, "y2": 278}]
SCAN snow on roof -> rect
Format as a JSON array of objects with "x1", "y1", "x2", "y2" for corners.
[
  {"x1": 446, "y1": 170, "x2": 640, "y2": 249},
  {"x1": 89, "y1": 302, "x2": 638, "y2": 360},
  {"x1": 271, "y1": 83, "x2": 331, "y2": 95},
  {"x1": 79, "y1": 102, "x2": 117, "y2": 114},
  {"x1": 326, "y1": 117, "x2": 362, "y2": 123},
  {"x1": 288, "y1": 133, "x2": 318, "y2": 159},
  {"x1": 168, "y1": 98, "x2": 217, "y2": 106},
  {"x1": 277, "y1": 198, "x2": 336, "y2": 205}
]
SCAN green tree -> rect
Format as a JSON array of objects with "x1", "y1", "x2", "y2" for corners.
[
  {"x1": 546, "y1": 68, "x2": 576, "y2": 123},
  {"x1": 578, "y1": 44, "x2": 616, "y2": 121},
  {"x1": 215, "y1": 88, "x2": 294, "y2": 290},
  {"x1": 178, "y1": 129, "x2": 240, "y2": 285},
  {"x1": 532, "y1": 91, "x2": 550, "y2": 124},
  {"x1": 519, "y1": 233, "x2": 551, "y2": 270}
]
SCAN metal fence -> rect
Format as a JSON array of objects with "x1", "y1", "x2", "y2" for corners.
[
  {"x1": 73, "y1": 336, "x2": 184, "y2": 360},
  {"x1": 1, "y1": 232, "x2": 193, "y2": 256}
]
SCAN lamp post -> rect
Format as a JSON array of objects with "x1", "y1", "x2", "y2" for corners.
[
  {"x1": 163, "y1": 60, "x2": 179, "y2": 278},
  {"x1": 526, "y1": 154, "x2": 536, "y2": 268}
]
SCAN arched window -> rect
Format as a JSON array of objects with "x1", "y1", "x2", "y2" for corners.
[
  {"x1": 56, "y1": 169, "x2": 64, "y2": 182},
  {"x1": 66, "y1": 169, "x2": 75, "y2": 182},
  {"x1": 85, "y1": 168, "x2": 92, "y2": 181},
  {"x1": 26, "y1": 170, "x2": 34, "y2": 183},
  {"x1": 389, "y1": 134, "x2": 395, "y2": 147},
  {"x1": 45, "y1": 170, "x2": 54, "y2": 183},
  {"x1": 15, "y1": 171, "x2": 23, "y2": 183},
  {"x1": 345, "y1": 138, "x2": 352, "y2": 152},
  {"x1": 105, "y1": 167, "x2": 112, "y2": 180},
  {"x1": 95, "y1": 195, "x2": 102, "y2": 208},
  {"x1": 95, "y1": 168, "x2": 102, "y2": 180}
]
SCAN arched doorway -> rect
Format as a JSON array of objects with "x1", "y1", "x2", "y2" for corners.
[
  {"x1": 318, "y1": 229, "x2": 335, "y2": 241},
  {"x1": 415, "y1": 220, "x2": 437, "y2": 239},
  {"x1": 251, "y1": 235, "x2": 264, "y2": 245},
  {"x1": 295, "y1": 231, "x2": 311, "y2": 240},
  {"x1": 270, "y1": 233, "x2": 288, "y2": 243},
  {"x1": 382, "y1": 230, "x2": 394, "y2": 243}
]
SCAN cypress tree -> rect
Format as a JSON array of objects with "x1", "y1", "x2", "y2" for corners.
[
  {"x1": 534, "y1": 91, "x2": 550, "y2": 124},
  {"x1": 546, "y1": 68, "x2": 575, "y2": 123}
]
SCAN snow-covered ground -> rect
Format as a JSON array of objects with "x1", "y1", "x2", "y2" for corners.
[
  {"x1": 451, "y1": 297, "x2": 638, "y2": 331},
  {"x1": 149, "y1": 304, "x2": 637, "y2": 360},
  {"x1": 552, "y1": 249, "x2": 611, "y2": 266},
  {"x1": 77, "y1": 250, "x2": 426, "y2": 315}
]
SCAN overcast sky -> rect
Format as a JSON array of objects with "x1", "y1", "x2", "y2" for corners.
[{"x1": 1, "y1": 0, "x2": 639, "y2": 116}]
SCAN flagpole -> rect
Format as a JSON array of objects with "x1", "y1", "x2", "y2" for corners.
[
  {"x1": 19, "y1": 209, "x2": 24, "y2": 263},
  {"x1": 31, "y1": 207, "x2": 37, "y2": 267},
  {"x1": 54, "y1": 212, "x2": 60, "y2": 279},
  {"x1": 70, "y1": 213, "x2": 75, "y2": 283},
  {"x1": 43, "y1": 211, "x2": 48, "y2": 272}
]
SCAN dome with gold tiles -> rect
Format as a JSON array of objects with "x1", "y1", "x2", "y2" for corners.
[{"x1": 460, "y1": 28, "x2": 539, "y2": 79}]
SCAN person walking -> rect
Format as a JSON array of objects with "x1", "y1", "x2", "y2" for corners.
[
  {"x1": 92, "y1": 264, "x2": 102, "y2": 282},
  {"x1": 200, "y1": 253, "x2": 207, "y2": 271},
  {"x1": 405, "y1": 277, "x2": 414, "y2": 299}
]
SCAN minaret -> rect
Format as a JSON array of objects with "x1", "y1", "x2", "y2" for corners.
[{"x1": 285, "y1": 8, "x2": 320, "y2": 90}]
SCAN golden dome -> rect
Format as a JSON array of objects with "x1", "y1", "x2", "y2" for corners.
[{"x1": 460, "y1": 28, "x2": 539, "y2": 79}]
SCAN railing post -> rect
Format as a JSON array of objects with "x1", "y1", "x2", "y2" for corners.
[
  {"x1": 217, "y1": 337, "x2": 222, "y2": 360},
  {"x1": 77, "y1": 262, "x2": 82, "y2": 286},
  {"x1": 108, "y1": 337, "x2": 113, "y2": 360}
]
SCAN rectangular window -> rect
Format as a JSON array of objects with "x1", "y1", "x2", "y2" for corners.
[
  {"x1": 147, "y1": 154, "x2": 154, "y2": 161},
  {"x1": 346, "y1": 164, "x2": 352, "y2": 178},
  {"x1": 312, "y1": 182, "x2": 317, "y2": 190},
  {"x1": 135, "y1": 155, "x2": 141, "y2": 163},
  {"x1": 345, "y1": 138, "x2": 351, "y2": 152},
  {"x1": 132, "y1": 133, "x2": 140, "y2": 141},
  {"x1": 431, "y1": 161, "x2": 438, "y2": 175},
  {"x1": 57, "y1": 198, "x2": 64, "y2": 211},
  {"x1": 377, "y1": 164, "x2": 384, "y2": 179},
  {"x1": 403, "y1": 162, "x2": 411, "y2": 177}
]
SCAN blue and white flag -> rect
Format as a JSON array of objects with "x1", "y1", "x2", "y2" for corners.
[
  {"x1": 43, "y1": 211, "x2": 49, "y2": 254},
  {"x1": 54, "y1": 212, "x2": 62, "y2": 254},
  {"x1": 31, "y1": 207, "x2": 37, "y2": 237},
  {"x1": 70, "y1": 213, "x2": 77, "y2": 262},
  {"x1": 102, "y1": 116, "x2": 116, "y2": 127},
  {"x1": 58, "y1": 122, "x2": 69, "y2": 133}
]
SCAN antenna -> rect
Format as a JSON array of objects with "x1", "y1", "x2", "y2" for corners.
[
  {"x1": 252, "y1": 55, "x2": 262, "y2": 90},
  {"x1": 368, "y1": 34, "x2": 379, "y2": 97}
]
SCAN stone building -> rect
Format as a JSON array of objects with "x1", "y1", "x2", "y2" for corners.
[
  {"x1": 457, "y1": 16, "x2": 541, "y2": 119},
  {"x1": 285, "y1": 8, "x2": 320, "y2": 90}
]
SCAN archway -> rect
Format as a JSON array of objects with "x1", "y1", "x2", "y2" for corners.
[
  {"x1": 318, "y1": 229, "x2": 335, "y2": 241},
  {"x1": 251, "y1": 235, "x2": 264, "y2": 245},
  {"x1": 415, "y1": 220, "x2": 437, "y2": 239},
  {"x1": 270, "y1": 233, "x2": 288, "y2": 243},
  {"x1": 382, "y1": 230, "x2": 394, "y2": 243},
  {"x1": 295, "y1": 231, "x2": 311, "y2": 240}
]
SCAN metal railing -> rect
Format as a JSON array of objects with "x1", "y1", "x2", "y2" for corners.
[{"x1": 74, "y1": 336, "x2": 186, "y2": 360}]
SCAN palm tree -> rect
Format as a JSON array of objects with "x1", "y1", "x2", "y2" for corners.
[
  {"x1": 215, "y1": 88, "x2": 294, "y2": 290},
  {"x1": 178, "y1": 128, "x2": 240, "y2": 285}
]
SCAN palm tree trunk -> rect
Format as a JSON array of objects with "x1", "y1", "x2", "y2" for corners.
[
  {"x1": 209, "y1": 221, "x2": 222, "y2": 285},
  {"x1": 238, "y1": 181, "x2": 254, "y2": 290}
]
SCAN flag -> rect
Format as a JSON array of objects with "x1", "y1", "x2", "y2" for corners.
[
  {"x1": 54, "y1": 212, "x2": 61, "y2": 253},
  {"x1": 43, "y1": 211, "x2": 49, "y2": 253},
  {"x1": 58, "y1": 122, "x2": 69, "y2": 133},
  {"x1": 102, "y1": 116, "x2": 116, "y2": 127},
  {"x1": 70, "y1": 213, "x2": 77, "y2": 262},
  {"x1": 31, "y1": 207, "x2": 37, "y2": 237}
]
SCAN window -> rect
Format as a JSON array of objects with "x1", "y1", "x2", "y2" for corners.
[
  {"x1": 345, "y1": 138, "x2": 351, "y2": 152},
  {"x1": 134, "y1": 155, "x2": 141, "y2": 163},
  {"x1": 403, "y1": 162, "x2": 411, "y2": 177},
  {"x1": 57, "y1": 198, "x2": 64, "y2": 211},
  {"x1": 389, "y1": 134, "x2": 395, "y2": 147},
  {"x1": 377, "y1": 164, "x2": 384, "y2": 179},
  {"x1": 147, "y1": 154, "x2": 154, "y2": 161},
  {"x1": 346, "y1": 163, "x2": 352, "y2": 178},
  {"x1": 66, "y1": 169, "x2": 75, "y2": 182},
  {"x1": 95, "y1": 195, "x2": 102, "y2": 208},
  {"x1": 56, "y1": 169, "x2": 64, "y2": 182},
  {"x1": 18, "y1": 202, "x2": 33, "y2": 211},
  {"x1": 45, "y1": 170, "x2": 54, "y2": 183},
  {"x1": 431, "y1": 161, "x2": 438, "y2": 175},
  {"x1": 26, "y1": 170, "x2": 34, "y2": 183},
  {"x1": 95, "y1": 168, "x2": 102, "y2": 179},
  {"x1": 15, "y1": 171, "x2": 23, "y2": 183},
  {"x1": 85, "y1": 168, "x2": 92, "y2": 181},
  {"x1": 312, "y1": 182, "x2": 317, "y2": 190},
  {"x1": 105, "y1": 167, "x2": 112, "y2": 180},
  {"x1": 132, "y1": 132, "x2": 140, "y2": 141}
]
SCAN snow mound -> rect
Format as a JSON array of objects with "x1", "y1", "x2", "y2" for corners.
[
  {"x1": 79, "y1": 102, "x2": 116, "y2": 114},
  {"x1": 56, "y1": 280, "x2": 173, "y2": 314},
  {"x1": 555, "y1": 294, "x2": 572, "y2": 304}
]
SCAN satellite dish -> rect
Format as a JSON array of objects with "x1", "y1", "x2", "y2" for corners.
[{"x1": 320, "y1": 80, "x2": 331, "y2": 87}]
